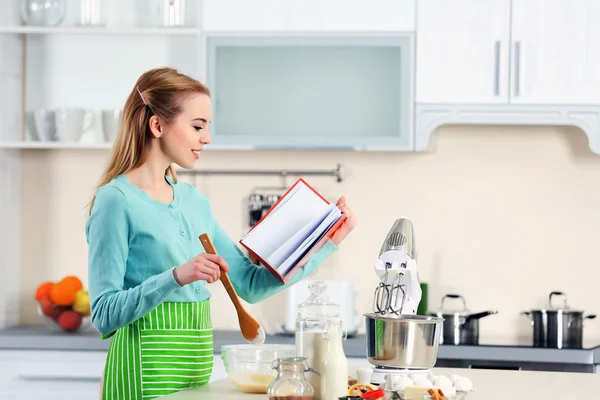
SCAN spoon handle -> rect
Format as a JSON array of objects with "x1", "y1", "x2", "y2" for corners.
[{"x1": 199, "y1": 233, "x2": 243, "y2": 312}]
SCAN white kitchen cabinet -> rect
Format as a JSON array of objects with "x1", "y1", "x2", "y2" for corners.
[
  {"x1": 510, "y1": 0, "x2": 600, "y2": 105},
  {"x1": 416, "y1": 0, "x2": 511, "y2": 104},
  {"x1": 203, "y1": 0, "x2": 416, "y2": 32},
  {"x1": 0, "y1": 350, "x2": 106, "y2": 400}
]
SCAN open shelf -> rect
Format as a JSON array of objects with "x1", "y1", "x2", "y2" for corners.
[
  {"x1": 0, "y1": 26, "x2": 199, "y2": 35},
  {"x1": 0, "y1": 142, "x2": 258, "y2": 151},
  {"x1": 0, "y1": 141, "x2": 112, "y2": 149}
]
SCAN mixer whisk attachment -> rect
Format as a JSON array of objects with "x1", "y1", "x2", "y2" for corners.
[{"x1": 373, "y1": 268, "x2": 407, "y2": 315}]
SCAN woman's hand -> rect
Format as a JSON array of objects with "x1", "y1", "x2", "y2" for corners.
[
  {"x1": 330, "y1": 196, "x2": 357, "y2": 246},
  {"x1": 173, "y1": 253, "x2": 230, "y2": 286}
]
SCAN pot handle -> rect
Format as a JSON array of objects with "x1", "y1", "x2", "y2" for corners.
[
  {"x1": 585, "y1": 314, "x2": 597, "y2": 321},
  {"x1": 441, "y1": 294, "x2": 467, "y2": 311},
  {"x1": 464, "y1": 310, "x2": 498, "y2": 324},
  {"x1": 520, "y1": 311, "x2": 533, "y2": 327}
]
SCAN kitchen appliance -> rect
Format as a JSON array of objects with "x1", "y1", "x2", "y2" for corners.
[
  {"x1": 429, "y1": 294, "x2": 497, "y2": 345},
  {"x1": 364, "y1": 218, "x2": 444, "y2": 385},
  {"x1": 522, "y1": 291, "x2": 597, "y2": 349},
  {"x1": 284, "y1": 279, "x2": 361, "y2": 336}
]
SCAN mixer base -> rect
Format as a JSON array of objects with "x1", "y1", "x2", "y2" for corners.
[{"x1": 370, "y1": 366, "x2": 431, "y2": 386}]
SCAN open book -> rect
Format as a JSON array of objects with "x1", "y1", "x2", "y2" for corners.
[{"x1": 239, "y1": 178, "x2": 346, "y2": 283}]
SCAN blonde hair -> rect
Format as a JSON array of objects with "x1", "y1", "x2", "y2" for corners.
[{"x1": 88, "y1": 67, "x2": 210, "y2": 215}]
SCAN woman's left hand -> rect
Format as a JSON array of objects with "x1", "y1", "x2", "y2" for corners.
[{"x1": 330, "y1": 196, "x2": 357, "y2": 246}]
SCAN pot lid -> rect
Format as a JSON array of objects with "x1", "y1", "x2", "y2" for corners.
[
  {"x1": 431, "y1": 294, "x2": 471, "y2": 316},
  {"x1": 528, "y1": 291, "x2": 584, "y2": 313}
]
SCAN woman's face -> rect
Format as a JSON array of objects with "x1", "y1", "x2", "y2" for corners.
[{"x1": 160, "y1": 93, "x2": 212, "y2": 169}]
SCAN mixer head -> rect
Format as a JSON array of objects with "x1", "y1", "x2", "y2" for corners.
[{"x1": 379, "y1": 217, "x2": 416, "y2": 259}]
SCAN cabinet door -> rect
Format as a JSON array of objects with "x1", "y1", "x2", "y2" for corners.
[
  {"x1": 203, "y1": 0, "x2": 416, "y2": 32},
  {"x1": 510, "y1": 0, "x2": 600, "y2": 104},
  {"x1": 416, "y1": 0, "x2": 511, "y2": 104},
  {"x1": 206, "y1": 35, "x2": 414, "y2": 150}
]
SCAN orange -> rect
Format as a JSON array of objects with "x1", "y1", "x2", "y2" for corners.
[
  {"x1": 50, "y1": 276, "x2": 84, "y2": 306},
  {"x1": 34, "y1": 281, "x2": 55, "y2": 301}
]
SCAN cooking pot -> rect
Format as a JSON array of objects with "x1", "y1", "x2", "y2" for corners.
[
  {"x1": 429, "y1": 294, "x2": 498, "y2": 345},
  {"x1": 522, "y1": 291, "x2": 596, "y2": 349}
]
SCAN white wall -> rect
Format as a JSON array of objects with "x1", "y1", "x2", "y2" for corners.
[{"x1": 18, "y1": 124, "x2": 600, "y2": 344}]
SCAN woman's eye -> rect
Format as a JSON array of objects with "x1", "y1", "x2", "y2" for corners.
[{"x1": 194, "y1": 126, "x2": 203, "y2": 131}]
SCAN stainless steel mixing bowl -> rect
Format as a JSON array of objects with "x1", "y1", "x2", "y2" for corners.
[{"x1": 365, "y1": 313, "x2": 444, "y2": 369}]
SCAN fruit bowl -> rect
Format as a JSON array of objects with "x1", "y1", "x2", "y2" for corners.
[
  {"x1": 36, "y1": 302, "x2": 92, "y2": 333},
  {"x1": 34, "y1": 275, "x2": 92, "y2": 333},
  {"x1": 220, "y1": 344, "x2": 296, "y2": 394}
]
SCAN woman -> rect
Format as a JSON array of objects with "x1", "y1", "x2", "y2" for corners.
[{"x1": 86, "y1": 67, "x2": 356, "y2": 399}]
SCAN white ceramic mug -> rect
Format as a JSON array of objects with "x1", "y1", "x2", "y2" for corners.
[
  {"x1": 101, "y1": 109, "x2": 122, "y2": 142},
  {"x1": 27, "y1": 110, "x2": 58, "y2": 141},
  {"x1": 56, "y1": 109, "x2": 94, "y2": 143}
]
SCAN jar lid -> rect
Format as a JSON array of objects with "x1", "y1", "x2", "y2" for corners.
[{"x1": 297, "y1": 281, "x2": 340, "y2": 319}]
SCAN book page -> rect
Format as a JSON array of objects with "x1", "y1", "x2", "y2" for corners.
[
  {"x1": 276, "y1": 206, "x2": 342, "y2": 276},
  {"x1": 240, "y1": 180, "x2": 330, "y2": 259},
  {"x1": 266, "y1": 203, "x2": 336, "y2": 268}
]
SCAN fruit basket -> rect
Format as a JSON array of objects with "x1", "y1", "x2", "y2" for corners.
[{"x1": 34, "y1": 275, "x2": 93, "y2": 333}]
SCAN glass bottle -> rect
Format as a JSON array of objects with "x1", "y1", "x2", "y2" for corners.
[
  {"x1": 295, "y1": 281, "x2": 340, "y2": 400},
  {"x1": 267, "y1": 357, "x2": 315, "y2": 400},
  {"x1": 320, "y1": 317, "x2": 348, "y2": 400}
]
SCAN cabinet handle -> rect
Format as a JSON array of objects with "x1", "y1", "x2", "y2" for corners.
[
  {"x1": 514, "y1": 41, "x2": 521, "y2": 97},
  {"x1": 494, "y1": 41, "x2": 501, "y2": 96},
  {"x1": 17, "y1": 374, "x2": 101, "y2": 382}
]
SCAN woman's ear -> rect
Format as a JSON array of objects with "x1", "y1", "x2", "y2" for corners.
[{"x1": 148, "y1": 115, "x2": 163, "y2": 138}]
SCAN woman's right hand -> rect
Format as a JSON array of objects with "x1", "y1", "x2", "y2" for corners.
[{"x1": 173, "y1": 253, "x2": 230, "y2": 286}]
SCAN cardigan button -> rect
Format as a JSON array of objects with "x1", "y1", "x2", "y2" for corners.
[
  {"x1": 179, "y1": 230, "x2": 185, "y2": 236},
  {"x1": 195, "y1": 286, "x2": 201, "y2": 293}
]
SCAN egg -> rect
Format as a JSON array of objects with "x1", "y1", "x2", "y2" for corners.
[
  {"x1": 454, "y1": 376, "x2": 474, "y2": 392},
  {"x1": 413, "y1": 378, "x2": 433, "y2": 387},
  {"x1": 449, "y1": 374, "x2": 461, "y2": 384},
  {"x1": 433, "y1": 375, "x2": 454, "y2": 390}
]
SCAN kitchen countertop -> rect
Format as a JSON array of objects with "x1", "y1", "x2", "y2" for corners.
[
  {"x1": 2, "y1": 326, "x2": 600, "y2": 366},
  {"x1": 160, "y1": 366, "x2": 600, "y2": 399}
]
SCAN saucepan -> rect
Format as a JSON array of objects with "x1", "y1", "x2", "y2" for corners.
[
  {"x1": 522, "y1": 291, "x2": 596, "y2": 349},
  {"x1": 428, "y1": 294, "x2": 498, "y2": 345}
]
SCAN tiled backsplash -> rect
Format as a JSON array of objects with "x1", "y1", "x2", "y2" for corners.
[{"x1": 18, "y1": 125, "x2": 600, "y2": 344}]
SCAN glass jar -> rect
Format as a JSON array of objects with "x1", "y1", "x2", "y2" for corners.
[
  {"x1": 20, "y1": 0, "x2": 67, "y2": 26},
  {"x1": 267, "y1": 357, "x2": 315, "y2": 400},
  {"x1": 295, "y1": 281, "x2": 340, "y2": 400}
]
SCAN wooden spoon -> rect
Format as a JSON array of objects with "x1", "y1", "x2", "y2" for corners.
[{"x1": 199, "y1": 233, "x2": 265, "y2": 346}]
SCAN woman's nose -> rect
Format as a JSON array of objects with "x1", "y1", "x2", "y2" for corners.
[{"x1": 201, "y1": 130, "x2": 211, "y2": 145}]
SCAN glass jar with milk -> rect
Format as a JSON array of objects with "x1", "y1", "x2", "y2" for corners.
[{"x1": 295, "y1": 281, "x2": 341, "y2": 400}]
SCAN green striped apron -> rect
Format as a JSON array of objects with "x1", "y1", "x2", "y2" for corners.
[{"x1": 101, "y1": 301, "x2": 213, "y2": 400}]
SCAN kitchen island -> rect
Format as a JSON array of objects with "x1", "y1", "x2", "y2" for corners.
[{"x1": 161, "y1": 366, "x2": 600, "y2": 399}]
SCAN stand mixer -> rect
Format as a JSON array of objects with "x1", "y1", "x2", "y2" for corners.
[
  {"x1": 373, "y1": 218, "x2": 421, "y2": 316},
  {"x1": 365, "y1": 218, "x2": 444, "y2": 386}
]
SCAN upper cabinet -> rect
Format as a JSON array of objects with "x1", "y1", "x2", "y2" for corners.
[
  {"x1": 510, "y1": 0, "x2": 600, "y2": 105},
  {"x1": 415, "y1": 0, "x2": 600, "y2": 154},
  {"x1": 417, "y1": 0, "x2": 600, "y2": 106},
  {"x1": 203, "y1": 0, "x2": 416, "y2": 32},
  {"x1": 204, "y1": 35, "x2": 415, "y2": 150},
  {"x1": 416, "y1": 0, "x2": 511, "y2": 104}
]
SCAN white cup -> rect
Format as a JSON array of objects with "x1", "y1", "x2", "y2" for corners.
[
  {"x1": 101, "y1": 109, "x2": 122, "y2": 142},
  {"x1": 56, "y1": 108, "x2": 95, "y2": 143}
]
